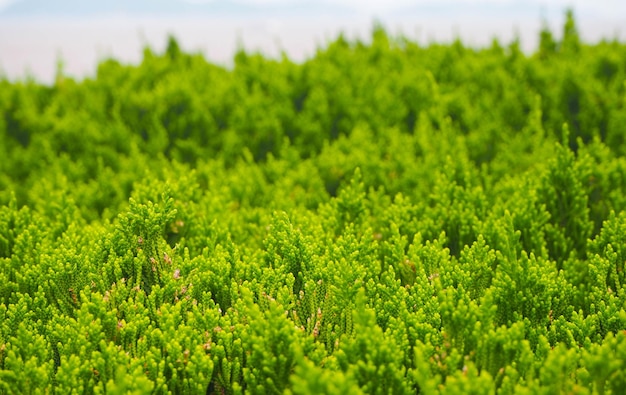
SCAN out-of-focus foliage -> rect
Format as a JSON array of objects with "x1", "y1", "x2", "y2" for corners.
[{"x1": 1, "y1": 11, "x2": 626, "y2": 394}]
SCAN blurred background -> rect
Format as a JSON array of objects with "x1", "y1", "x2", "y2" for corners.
[{"x1": 1, "y1": 0, "x2": 624, "y2": 84}]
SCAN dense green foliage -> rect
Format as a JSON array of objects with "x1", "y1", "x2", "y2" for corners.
[{"x1": 2, "y1": 11, "x2": 626, "y2": 393}]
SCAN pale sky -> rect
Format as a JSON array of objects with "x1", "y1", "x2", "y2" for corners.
[
  {"x1": 0, "y1": 0, "x2": 624, "y2": 18},
  {"x1": 1, "y1": 0, "x2": 624, "y2": 83},
  {"x1": 0, "y1": 0, "x2": 621, "y2": 13}
]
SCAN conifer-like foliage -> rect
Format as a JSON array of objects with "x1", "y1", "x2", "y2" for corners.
[{"x1": 2, "y1": 12, "x2": 626, "y2": 394}]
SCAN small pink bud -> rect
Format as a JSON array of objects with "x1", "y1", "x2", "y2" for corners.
[{"x1": 173, "y1": 269, "x2": 180, "y2": 280}]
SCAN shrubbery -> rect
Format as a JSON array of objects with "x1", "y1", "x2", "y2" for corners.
[{"x1": 1, "y1": 11, "x2": 626, "y2": 394}]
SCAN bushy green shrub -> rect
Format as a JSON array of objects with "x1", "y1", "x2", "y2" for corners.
[{"x1": 1, "y1": 12, "x2": 626, "y2": 394}]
